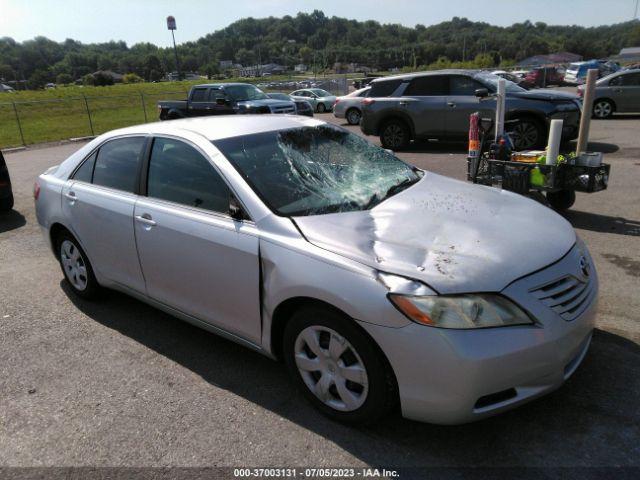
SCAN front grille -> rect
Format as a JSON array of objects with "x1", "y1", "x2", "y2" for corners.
[
  {"x1": 529, "y1": 274, "x2": 595, "y2": 321},
  {"x1": 271, "y1": 106, "x2": 296, "y2": 114}
]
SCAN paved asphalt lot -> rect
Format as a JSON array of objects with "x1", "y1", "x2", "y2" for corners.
[{"x1": 0, "y1": 107, "x2": 639, "y2": 472}]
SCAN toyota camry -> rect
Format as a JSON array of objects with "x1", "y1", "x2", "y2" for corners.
[{"x1": 35, "y1": 115, "x2": 597, "y2": 424}]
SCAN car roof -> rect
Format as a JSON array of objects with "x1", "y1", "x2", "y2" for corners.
[
  {"x1": 102, "y1": 115, "x2": 325, "y2": 142},
  {"x1": 370, "y1": 69, "x2": 481, "y2": 83},
  {"x1": 192, "y1": 83, "x2": 256, "y2": 88}
]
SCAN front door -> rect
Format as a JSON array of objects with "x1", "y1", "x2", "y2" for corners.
[
  {"x1": 61, "y1": 136, "x2": 147, "y2": 293},
  {"x1": 445, "y1": 75, "x2": 495, "y2": 138},
  {"x1": 133, "y1": 136, "x2": 261, "y2": 344}
]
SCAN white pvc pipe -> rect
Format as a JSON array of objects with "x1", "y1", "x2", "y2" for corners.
[
  {"x1": 576, "y1": 69, "x2": 598, "y2": 155},
  {"x1": 495, "y1": 78, "x2": 506, "y2": 141},
  {"x1": 546, "y1": 119, "x2": 563, "y2": 165}
]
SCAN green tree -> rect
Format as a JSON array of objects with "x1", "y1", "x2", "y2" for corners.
[
  {"x1": 122, "y1": 73, "x2": 143, "y2": 83},
  {"x1": 56, "y1": 73, "x2": 73, "y2": 84}
]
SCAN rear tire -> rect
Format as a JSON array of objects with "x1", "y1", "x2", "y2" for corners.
[
  {"x1": 283, "y1": 305, "x2": 397, "y2": 424},
  {"x1": 380, "y1": 119, "x2": 410, "y2": 150},
  {"x1": 592, "y1": 99, "x2": 614, "y2": 119},
  {"x1": 346, "y1": 108, "x2": 362, "y2": 125},
  {"x1": 546, "y1": 189, "x2": 576, "y2": 211},
  {"x1": 317, "y1": 103, "x2": 327, "y2": 113},
  {"x1": 55, "y1": 231, "x2": 101, "y2": 299}
]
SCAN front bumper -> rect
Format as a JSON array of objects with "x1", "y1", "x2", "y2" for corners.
[{"x1": 359, "y1": 244, "x2": 598, "y2": 425}]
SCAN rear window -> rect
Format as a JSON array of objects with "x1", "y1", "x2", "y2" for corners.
[
  {"x1": 92, "y1": 137, "x2": 145, "y2": 193},
  {"x1": 370, "y1": 79, "x2": 402, "y2": 97}
]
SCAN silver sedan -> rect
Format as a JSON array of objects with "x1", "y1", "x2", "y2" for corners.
[
  {"x1": 333, "y1": 86, "x2": 370, "y2": 125},
  {"x1": 35, "y1": 116, "x2": 597, "y2": 425}
]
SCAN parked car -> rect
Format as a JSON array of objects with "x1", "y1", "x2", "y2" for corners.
[
  {"x1": 0, "y1": 150, "x2": 14, "y2": 211},
  {"x1": 360, "y1": 70, "x2": 582, "y2": 150},
  {"x1": 266, "y1": 92, "x2": 313, "y2": 117},
  {"x1": 521, "y1": 66, "x2": 565, "y2": 88},
  {"x1": 565, "y1": 60, "x2": 620, "y2": 85},
  {"x1": 289, "y1": 88, "x2": 337, "y2": 113},
  {"x1": 491, "y1": 70, "x2": 530, "y2": 89},
  {"x1": 352, "y1": 76, "x2": 383, "y2": 89},
  {"x1": 35, "y1": 116, "x2": 597, "y2": 425},
  {"x1": 579, "y1": 69, "x2": 640, "y2": 119},
  {"x1": 333, "y1": 87, "x2": 370, "y2": 125},
  {"x1": 157, "y1": 83, "x2": 295, "y2": 120}
]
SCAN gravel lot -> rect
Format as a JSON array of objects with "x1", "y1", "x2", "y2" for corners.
[{"x1": 0, "y1": 107, "x2": 639, "y2": 473}]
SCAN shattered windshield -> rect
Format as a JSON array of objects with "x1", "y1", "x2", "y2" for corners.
[{"x1": 213, "y1": 125, "x2": 421, "y2": 216}]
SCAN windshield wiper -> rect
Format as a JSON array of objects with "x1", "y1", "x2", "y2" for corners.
[{"x1": 382, "y1": 177, "x2": 420, "y2": 200}]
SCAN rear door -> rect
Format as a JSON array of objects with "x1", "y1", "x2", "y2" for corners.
[
  {"x1": 133, "y1": 136, "x2": 261, "y2": 343},
  {"x1": 445, "y1": 75, "x2": 495, "y2": 138},
  {"x1": 610, "y1": 72, "x2": 640, "y2": 111},
  {"x1": 62, "y1": 136, "x2": 147, "y2": 293},
  {"x1": 187, "y1": 87, "x2": 212, "y2": 116},
  {"x1": 399, "y1": 75, "x2": 448, "y2": 138}
]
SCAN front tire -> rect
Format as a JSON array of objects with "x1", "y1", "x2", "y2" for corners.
[
  {"x1": 317, "y1": 103, "x2": 327, "y2": 113},
  {"x1": 56, "y1": 231, "x2": 101, "y2": 299},
  {"x1": 507, "y1": 117, "x2": 544, "y2": 150},
  {"x1": 592, "y1": 99, "x2": 614, "y2": 119},
  {"x1": 283, "y1": 305, "x2": 397, "y2": 424},
  {"x1": 380, "y1": 119, "x2": 410, "y2": 150},
  {"x1": 346, "y1": 108, "x2": 362, "y2": 125}
]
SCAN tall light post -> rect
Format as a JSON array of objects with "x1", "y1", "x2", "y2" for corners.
[{"x1": 167, "y1": 16, "x2": 181, "y2": 80}]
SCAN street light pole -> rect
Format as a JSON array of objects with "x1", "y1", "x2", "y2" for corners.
[{"x1": 167, "y1": 16, "x2": 181, "y2": 80}]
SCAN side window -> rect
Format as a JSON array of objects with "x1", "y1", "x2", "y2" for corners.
[
  {"x1": 191, "y1": 88, "x2": 208, "y2": 102},
  {"x1": 92, "y1": 137, "x2": 145, "y2": 193},
  {"x1": 147, "y1": 137, "x2": 231, "y2": 214},
  {"x1": 449, "y1": 76, "x2": 483, "y2": 96},
  {"x1": 209, "y1": 89, "x2": 226, "y2": 101},
  {"x1": 369, "y1": 79, "x2": 402, "y2": 97},
  {"x1": 609, "y1": 76, "x2": 622, "y2": 86},
  {"x1": 72, "y1": 151, "x2": 97, "y2": 183},
  {"x1": 403, "y1": 76, "x2": 448, "y2": 96},
  {"x1": 621, "y1": 73, "x2": 640, "y2": 86},
  {"x1": 358, "y1": 89, "x2": 370, "y2": 97}
]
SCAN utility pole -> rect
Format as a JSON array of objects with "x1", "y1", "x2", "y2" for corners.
[
  {"x1": 635, "y1": 0, "x2": 639, "y2": 19},
  {"x1": 167, "y1": 16, "x2": 181, "y2": 80}
]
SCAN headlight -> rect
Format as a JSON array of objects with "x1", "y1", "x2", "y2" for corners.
[{"x1": 388, "y1": 293, "x2": 533, "y2": 329}]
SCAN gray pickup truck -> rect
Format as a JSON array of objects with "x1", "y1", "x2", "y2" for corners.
[
  {"x1": 158, "y1": 83, "x2": 296, "y2": 120},
  {"x1": 360, "y1": 70, "x2": 582, "y2": 150}
]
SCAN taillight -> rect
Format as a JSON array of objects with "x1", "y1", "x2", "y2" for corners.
[
  {"x1": 577, "y1": 88, "x2": 583, "y2": 97},
  {"x1": 334, "y1": 99, "x2": 340, "y2": 105},
  {"x1": 363, "y1": 98, "x2": 375, "y2": 106},
  {"x1": 33, "y1": 181, "x2": 40, "y2": 200}
]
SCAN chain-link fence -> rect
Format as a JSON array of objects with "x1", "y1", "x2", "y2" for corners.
[{"x1": 0, "y1": 76, "x2": 350, "y2": 149}]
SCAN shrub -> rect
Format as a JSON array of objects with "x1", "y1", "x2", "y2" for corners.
[{"x1": 123, "y1": 73, "x2": 143, "y2": 84}]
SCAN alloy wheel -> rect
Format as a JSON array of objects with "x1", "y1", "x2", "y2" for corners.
[
  {"x1": 60, "y1": 239, "x2": 88, "y2": 291},
  {"x1": 508, "y1": 121, "x2": 540, "y2": 150},
  {"x1": 294, "y1": 326, "x2": 369, "y2": 412},
  {"x1": 593, "y1": 101, "x2": 612, "y2": 119},
  {"x1": 382, "y1": 124, "x2": 405, "y2": 149},
  {"x1": 317, "y1": 103, "x2": 326, "y2": 113},
  {"x1": 346, "y1": 109, "x2": 361, "y2": 125}
]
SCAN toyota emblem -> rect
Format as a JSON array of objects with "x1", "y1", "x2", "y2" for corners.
[{"x1": 579, "y1": 256, "x2": 591, "y2": 278}]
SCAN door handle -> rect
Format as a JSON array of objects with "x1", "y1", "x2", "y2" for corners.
[
  {"x1": 398, "y1": 101, "x2": 408, "y2": 106},
  {"x1": 447, "y1": 102, "x2": 456, "y2": 108},
  {"x1": 135, "y1": 214, "x2": 157, "y2": 227},
  {"x1": 64, "y1": 191, "x2": 76, "y2": 201}
]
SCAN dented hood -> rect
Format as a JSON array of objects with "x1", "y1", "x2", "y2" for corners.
[{"x1": 293, "y1": 173, "x2": 576, "y2": 294}]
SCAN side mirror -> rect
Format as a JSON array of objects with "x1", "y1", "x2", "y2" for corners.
[
  {"x1": 229, "y1": 194, "x2": 247, "y2": 221},
  {"x1": 475, "y1": 88, "x2": 489, "y2": 98}
]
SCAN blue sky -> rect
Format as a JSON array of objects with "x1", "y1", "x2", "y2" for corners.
[{"x1": 1, "y1": 0, "x2": 638, "y2": 47}]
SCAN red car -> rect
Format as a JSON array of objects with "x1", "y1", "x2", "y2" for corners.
[{"x1": 522, "y1": 67, "x2": 565, "y2": 88}]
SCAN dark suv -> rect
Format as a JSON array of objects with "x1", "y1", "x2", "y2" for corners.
[{"x1": 360, "y1": 70, "x2": 582, "y2": 150}]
